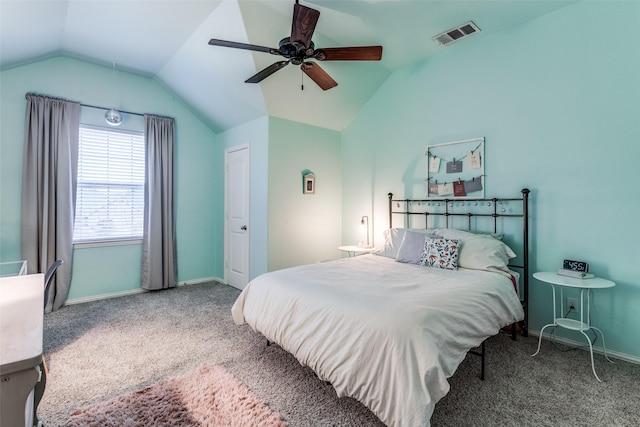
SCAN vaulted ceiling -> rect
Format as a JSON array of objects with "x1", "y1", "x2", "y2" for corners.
[{"x1": 0, "y1": 0, "x2": 576, "y2": 133}]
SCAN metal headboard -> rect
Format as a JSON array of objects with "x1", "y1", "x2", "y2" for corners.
[{"x1": 388, "y1": 188, "x2": 530, "y2": 336}]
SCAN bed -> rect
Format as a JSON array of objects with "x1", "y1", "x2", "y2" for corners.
[{"x1": 231, "y1": 189, "x2": 530, "y2": 427}]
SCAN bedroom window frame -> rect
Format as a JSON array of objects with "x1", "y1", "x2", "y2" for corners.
[{"x1": 73, "y1": 125, "x2": 145, "y2": 245}]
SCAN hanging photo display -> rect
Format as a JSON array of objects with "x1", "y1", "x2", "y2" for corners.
[
  {"x1": 446, "y1": 159, "x2": 463, "y2": 173},
  {"x1": 453, "y1": 180, "x2": 466, "y2": 197},
  {"x1": 428, "y1": 182, "x2": 439, "y2": 194},
  {"x1": 429, "y1": 156, "x2": 441, "y2": 173},
  {"x1": 425, "y1": 137, "x2": 484, "y2": 199},
  {"x1": 468, "y1": 150, "x2": 481, "y2": 169}
]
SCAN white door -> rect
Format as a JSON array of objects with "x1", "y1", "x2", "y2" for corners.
[{"x1": 225, "y1": 145, "x2": 250, "y2": 290}]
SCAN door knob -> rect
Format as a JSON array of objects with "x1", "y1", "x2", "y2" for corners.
[{"x1": 240, "y1": 225, "x2": 247, "y2": 230}]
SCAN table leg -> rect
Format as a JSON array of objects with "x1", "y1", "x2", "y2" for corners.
[
  {"x1": 590, "y1": 326, "x2": 615, "y2": 364},
  {"x1": 579, "y1": 329, "x2": 602, "y2": 382},
  {"x1": 0, "y1": 366, "x2": 40, "y2": 427},
  {"x1": 532, "y1": 323, "x2": 557, "y2": 357}
]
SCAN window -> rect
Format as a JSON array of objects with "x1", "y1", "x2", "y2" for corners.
[{"x1": 73, "y1": 125, "x2": 145, "y2": 243}]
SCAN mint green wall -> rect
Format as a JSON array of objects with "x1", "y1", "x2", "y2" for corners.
[
  {"x1": 217, "y1": 116, "x2": 342, "y2": 277},
  {"x1": 0, "y1": 57, "x2": 222, "y2": 300},
  {"x1": 268, "y1": 117, "x2": 342, "y2": 271},
  {"x1": 342, "y1": 1, "x2": 640, "y2": 359},
  {"x1": 218, "y1": 116, "x2": 269, "y2": 280}
]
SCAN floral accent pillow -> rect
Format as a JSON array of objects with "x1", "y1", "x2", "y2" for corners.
[{"x1": 420, "y1": 238, "x2": 460, "y2": 270}]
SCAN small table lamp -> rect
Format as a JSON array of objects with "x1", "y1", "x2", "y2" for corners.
[{"x1": 360, "y1": 216, "x2": 372, "y2": 248}]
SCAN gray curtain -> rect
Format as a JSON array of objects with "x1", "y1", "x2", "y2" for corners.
[
  {"x1": 21, "y1": 93, "x2": 80, "y2": 312},
  {"x1": 141, "y1": 114, "x2": 177, "y2": 290}
]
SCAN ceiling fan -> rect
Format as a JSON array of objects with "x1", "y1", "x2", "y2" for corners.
[{"x1": 208, "y1": 0, "x2": 382, "y2": 90}]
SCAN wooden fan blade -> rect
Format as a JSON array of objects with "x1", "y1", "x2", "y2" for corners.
[
  {"x1": 291, "y1": 3, "x2": 320, "y2": 49},
  {"x1": 209, "y1": 39, "x2": 281, "y2": 55},
  {"x1": 301, "y1": 62, "x2": 338, "y2": 90},
  {"x1": 245, "y1": 61, "x2": 290, "y2": 83},
  {"x1": 316, "y1": 46, "x2": 383, "y2": 61}
]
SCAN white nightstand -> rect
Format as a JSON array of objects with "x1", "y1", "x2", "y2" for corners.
[
  {"x1": 531, "y1": 271, "x2": 615, "y2": 381},
  {"x1": 338, "y1": 245, "x2": 374, "y2": 257}
]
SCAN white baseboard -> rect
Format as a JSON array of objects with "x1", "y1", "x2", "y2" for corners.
[
  {"x1": 177, "y1": 276, "x2": 224, "y2": 286},
  {"x1": 65, "y1": 277, "x2": 226, "y2": 306},
  {"x1": 65, "y1": 289, "x2": 146, "y2": 305},
  {"x1": 530, "y1": 329, "x2": 640, "y2": 365}
]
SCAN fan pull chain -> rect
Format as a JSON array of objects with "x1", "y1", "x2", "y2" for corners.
[{"x1": 301, "y1": 70, "x2": 304, "y2": 91}]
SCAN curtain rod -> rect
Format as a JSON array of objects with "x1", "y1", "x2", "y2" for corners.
[
  {"x1": 25, "y1": 93, "x2": 171, "y2": 120},
  {"x1": 81, "y1": 102, "x2": 144, "y2": 118}
]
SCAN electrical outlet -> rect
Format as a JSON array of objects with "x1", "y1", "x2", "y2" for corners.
[{"x1": 567, "y1": 297, "x2": 579, "y2": 312}]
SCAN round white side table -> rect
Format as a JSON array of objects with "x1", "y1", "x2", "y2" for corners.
[
  {"x1": 531, "y1": 271, "x2": 615, "y2": 381},
  {"x1": 338, "y1": 245, "x2": 374, "y2": 257}
]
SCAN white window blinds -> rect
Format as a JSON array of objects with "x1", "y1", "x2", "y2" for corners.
[{"x1": 73, "y1": 125, "x2": 145, "y2": 243}]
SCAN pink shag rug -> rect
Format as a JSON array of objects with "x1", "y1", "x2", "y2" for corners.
[{"x1": 66, "y1": 364, "x2": 288, "y2": 427}]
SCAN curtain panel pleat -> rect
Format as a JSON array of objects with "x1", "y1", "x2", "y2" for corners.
[
  {"x1": 21, "y1": 93, "x2": 80, "y2": 312},
  {"x1": 141, "y1": 114, "x2": 177, "y2": 290}
]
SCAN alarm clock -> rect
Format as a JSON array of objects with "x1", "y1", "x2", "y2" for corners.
[{"x1": 563, "y1": 259, "x2": 589, "y2": 272}]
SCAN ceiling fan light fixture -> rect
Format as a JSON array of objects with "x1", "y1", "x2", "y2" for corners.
[
  {"x1": 105, "y1": 108, "x2": 123, "y2": 126},
  {"x1": 105, "y1": 61, "x2": 122, "y2": 126}
]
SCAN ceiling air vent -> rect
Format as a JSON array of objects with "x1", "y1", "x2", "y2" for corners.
[{"x1": 432, "y1": 21, "x2": 480, "y2": 46}]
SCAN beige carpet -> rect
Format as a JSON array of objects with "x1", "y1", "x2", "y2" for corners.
[
  {"x1": 66, "y1": 364, "x2": 287, "y2": 427},
  {"x1": 42, "y1": 283, "x2": 640, "y2": 427}
]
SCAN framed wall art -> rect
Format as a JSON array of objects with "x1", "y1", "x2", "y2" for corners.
[{"x1": 426, "y1": 137, "x2": 484, "y2": 199}]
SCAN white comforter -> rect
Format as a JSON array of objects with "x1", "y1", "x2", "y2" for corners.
[{"x1": 231, "y1": 254, "x2": 523, "y2": 427}]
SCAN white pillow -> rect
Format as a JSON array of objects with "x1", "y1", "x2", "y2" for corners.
[
  {"x1": 372, "y1": 228, "x2": 435, "y2": 259},
  {"x1": 434, "y1": 228, "x2": 516, "y2": 272},
  {"x1": 372, "y1": 228, "x2": 404, "y2": 258},
  {"x1": 469, "y1": 230, "x2": 504, "y2": 241},
  {"x1": 396, "y1": 230, "x2": 441, "y2": 264}
]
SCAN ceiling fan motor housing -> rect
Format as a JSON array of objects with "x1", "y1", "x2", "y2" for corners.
[{"x1": 279, "y1": 37, "x2": 314, "y2": 63}]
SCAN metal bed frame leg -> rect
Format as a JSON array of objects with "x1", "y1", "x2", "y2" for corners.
[{"x1": 468, "y1": 340, "x2": 486, "y2": 380}]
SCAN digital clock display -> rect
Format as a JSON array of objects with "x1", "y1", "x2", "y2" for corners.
[{"x1": 563, "y1": 259, "x2": 589, "y2": 272}]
